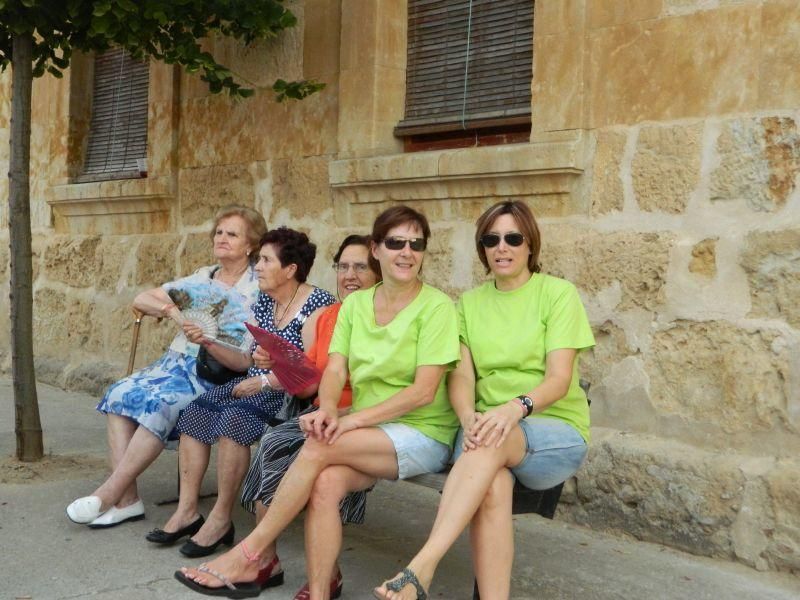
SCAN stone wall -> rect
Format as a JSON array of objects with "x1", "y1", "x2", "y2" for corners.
[{"x1": 2, "y1": 0, "x2": 799, "y2": 575}]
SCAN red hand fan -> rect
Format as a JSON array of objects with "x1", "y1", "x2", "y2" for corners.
[{"x1": 245, "y1": 322, "x2": 322, "y2": 395}]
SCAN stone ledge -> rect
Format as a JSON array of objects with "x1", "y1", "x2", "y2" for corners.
[
  {"x1": 329, "y1": 136, "x2": 586, "y2": 211},
  {"x1": 49, "y1": 175, "x2": 176, "y2": 235}
]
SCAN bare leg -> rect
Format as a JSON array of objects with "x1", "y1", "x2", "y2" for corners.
[
  {"x1": 471, "y1": 468, "x2": 515, "y2": 600},
  {"x1": 305, "y1": 465, "x2": 375, "y2": 599},
  {"x1": 161, "y1": 434, "x2": 210, "y2": 533},
  {"x1": 179, "y1": 427, "x2": 398, "y2": 589},
  {"x1": 191, "y1": 436, "x2": 250, "y2": 545},
  {"x1": 254, "y1": 503, "x2": 279, "y2": 560},
  {"x1": 92, "y1": 425, "x2": 165, "y2": 509},
  {"x1": 374, "y1": 427, "x2": 526, "y2": 600}
]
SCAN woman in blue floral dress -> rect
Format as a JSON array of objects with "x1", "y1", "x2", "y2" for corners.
[
  {"x1": 66, "y1": 206, "x2": 267, "y2": 528},
  {"x1": 149, "y1": 227, "x2": 335, "y2": 558}
]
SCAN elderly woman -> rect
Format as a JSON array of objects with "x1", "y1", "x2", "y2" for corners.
[
  {"x1": 149, "y1": 227, "x2": 335, "y2": 559},
  {"x1": 66, "y1": 205, "x2": 266, "y2": 528},
  {"x1": 174, "y1": 205, "x2": 459, "y2": 599},
  {"x1": 239, "y1": 234, "x2": 380, "y2": 600},
  {"x1": 374, "y1": 200, "x2": 595, "y2": 600}
]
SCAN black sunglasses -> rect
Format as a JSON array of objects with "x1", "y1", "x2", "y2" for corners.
[
  {"x1": 383, "y1": 237, "x2": 427, "y2": 252},
  {"x1": 479, "y1": 233, "x2": 526, "y2": 248}
]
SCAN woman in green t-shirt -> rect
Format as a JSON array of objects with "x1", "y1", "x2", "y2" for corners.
[
  {"x1": 375, "y1": 200, "x2": 595, "y2": 600},
  {"x1": 174, "y1": 206, "x2": 460, "y2": 599}
]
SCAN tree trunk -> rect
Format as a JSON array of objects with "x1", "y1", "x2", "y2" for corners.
[{"x1": 9, "y1": 32, "x2": 43, "y2": 461}]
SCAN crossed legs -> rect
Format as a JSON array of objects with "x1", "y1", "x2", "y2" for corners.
[
  {"x1": 90, "y1": 415, "x2": 165, "y2": 511},
  {"x1": 375, "y1": 426, "x2": 526, "y2": 600},
  {"x1": 178, "y1": 427, "x2": 397, "y2": 591}
]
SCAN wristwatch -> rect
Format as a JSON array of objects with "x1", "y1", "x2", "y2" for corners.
[
  {"x1": 260, "y1": 373, "x2": 272, "y2": 391},
  {"x1": 516, "y1": 394, "x2": 534, "y2": 417}
]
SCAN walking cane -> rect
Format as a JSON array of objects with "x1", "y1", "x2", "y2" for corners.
[{"x1": 126, "y1": 308, "x2": 145, "y2": 376}]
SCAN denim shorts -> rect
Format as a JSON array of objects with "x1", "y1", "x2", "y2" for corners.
[
  {"x1": 377, "y1": 423, "x2": 451, "y2": 480},
  {"x1": 453, "y1": 417, "x2": 587, "y2": 491}
]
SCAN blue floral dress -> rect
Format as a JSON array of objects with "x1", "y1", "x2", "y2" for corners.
[
  {"x1": 177, "y1": 286, "x2": 335, "y2": 446},
  {"x1": 96, "y1": 265, "x2": 259, "y2": 443}
]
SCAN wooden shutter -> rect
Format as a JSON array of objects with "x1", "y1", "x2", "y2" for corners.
[
  {"x1": 397, "y1": 0, "x2": 534, "y2": 136},
  {"x1": 80, "y1": 48, "x2": 149, "y2": 180}
]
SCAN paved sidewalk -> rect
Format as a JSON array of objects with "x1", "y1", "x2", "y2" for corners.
[{"x1": 1, "y1": 378, "x2": 799, "y2": 599}]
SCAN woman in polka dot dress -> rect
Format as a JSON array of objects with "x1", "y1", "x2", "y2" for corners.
[{"x1": 147, "y1": 227, "x2": 334, "y2": 558}]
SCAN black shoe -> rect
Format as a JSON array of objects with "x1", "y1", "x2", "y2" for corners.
[
  {"x1": 179, "y1": 523, "x2": 235, "y2": 558},
  {"x1": 145, "y1": 515, "x2": 205, "y2": 545}
]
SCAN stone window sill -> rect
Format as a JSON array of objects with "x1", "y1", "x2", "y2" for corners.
[
  {"x1": 329, "y1": 134, "x2": 585, "y2": 214},
  {"x1": 49, "y1": 175, "x2": 175, "y2": 234}
]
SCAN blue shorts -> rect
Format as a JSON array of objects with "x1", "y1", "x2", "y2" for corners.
[
  {"x1": 377, "y1": 423, "x2": 450, "y2": 480},
  {"x1": 453, "y1": 417, "x2": 587, "y2": 490}
]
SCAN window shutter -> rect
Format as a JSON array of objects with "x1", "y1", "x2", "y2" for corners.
[
  {"x1": 81, "y1": 48, "x2": 149, "y2": 179},
  {"x1": 397, "y1": 0, "x2": 534, "y2": 136}
]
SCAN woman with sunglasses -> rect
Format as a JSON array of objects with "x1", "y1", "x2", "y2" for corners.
[
  {"x1": 375, "y1": 200, "x2": 595, "y2": 600},
  {"x1": 175, "y1": 205, "x2": 460, "y2": 599},
  {"x1": 237, "y1": 234, "x2": 381, "y2": 599}
]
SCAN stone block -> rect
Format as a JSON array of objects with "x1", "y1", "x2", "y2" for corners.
[
  {"x1": 765, "y1": 463, "x2": 800, "y2": 572},
  {"x1": 645, "y1": 321, "x2": 791, "y2": 433},
  {"x1": 590, "y1": 129, "x2": 627, "y2": 214},
  {"x1": 272, "y1": 157, "x2": 334, "y2": 221},
  {"x1": 688, "y1": 238, "x2": 717, "y2": 278},
  {"x1": 535, "y1": 0, "x2": 584, "y2": 35},
  {"x1": 543, "y1": 227, "x2": 673, "y2": 311},
  {"x1": 588, "y1": 0, "x2": 662, "y2": 29},
  {"x1": 532, "y1": 29, "x2": 584, "y2": 132},
  {"x1": 632, "y1": 123, "x2": 702, "y2": 213},
  {"x1": 579, "y1": 320, "x2": 633, "y2": 392},
  {"x1": 740, "y1": 229, "x2": 800, "y2": 328},
  {"x1": 588, "y1": 6, "x2": 760, "y2": 127},
  {"x1": 710, "y1": 117, "x2": 800, "y2": 211},
  {"x1": 94, "y1": 236, "x2": 140, "y2": 293},
  {"x1": 564, "y1": 432, "x2": 744, "y2": 559},
  {"x1": 760, "y1": 1, "x2": 800, "y2": 110},
  {"x1": 179, "y1": 165, "x2": 257, "y2": 227},
  {"x1": 180, "y1": 232, "x2": 216, "y2": 278},
  {"x1": 43, "y1": 235, "x2": 101, "y2": 288},
  {"x1": 32, "y1": 288, "x2": 96, "y2": 356},
  {"x1": 133, "y1": 235, "x2": 180, "y2": 287},
  {"x1": 64, "y1": 361, "x2": 120, "y2": 397}
]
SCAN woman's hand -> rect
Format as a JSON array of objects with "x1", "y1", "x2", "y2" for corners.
[
  {"x1": 459, "y1": 411, "x2": 481, "y2": 451},
  {"x1": 326, "y1": 414, "x2": 359, "y2": 445},
  {"x1": 231, "y1": 376, "x2": 262, "y2": 398},
  {"x1": 469, "y1": 402, "x2": 523, "y2": 449},
  {"x1": 252, "y1": 345, "x2": 274, "y2": 370},
  {"x1": 182, "y1": 322, "x2": 207, "y2": 345},
  {"x1": 300, "y1": 407, "x2": 338, "y2": 441}
]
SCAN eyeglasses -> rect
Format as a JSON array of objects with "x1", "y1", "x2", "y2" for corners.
[
  {"x1": 479, "y1": 233, "x2": 526, "y2": 248},
  {"x1": 383, "y1": 237, "x2": 427, "y2": 252},
  {"x1": 333, "y1": 262, "x2": 370, "y2": 273}
]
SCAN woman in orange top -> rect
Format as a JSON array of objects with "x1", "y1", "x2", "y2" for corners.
[{"x1": 238, "y1": 234, "x2": 380, "y2": 599}]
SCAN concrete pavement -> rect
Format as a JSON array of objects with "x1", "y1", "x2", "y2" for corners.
[{"x1": 1, "y1": 378, "x2": 799, "y2": 599}]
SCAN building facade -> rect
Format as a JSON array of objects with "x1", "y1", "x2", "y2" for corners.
[{"x1": 1, "y1": 0, "x2": 799, "y2": 573}]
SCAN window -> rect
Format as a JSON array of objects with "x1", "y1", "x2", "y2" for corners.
[
  {"x1": 78, "y1": 47, "x2": 149, "y2": 182},
  {"x1": 396, "y1": 0, "x2": 534, "y2": 149}
]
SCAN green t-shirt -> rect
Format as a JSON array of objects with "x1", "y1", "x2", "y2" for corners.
[
  {"x1": 329, "y1": 282, "x2": 460, "y2": 446},
  {"x1": 457, "y1": 273, "x2": 595, "y2": 442}
]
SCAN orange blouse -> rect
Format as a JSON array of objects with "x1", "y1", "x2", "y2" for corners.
[{"x1": 306, "y1": 303, "x2": 352, "y2": 408}]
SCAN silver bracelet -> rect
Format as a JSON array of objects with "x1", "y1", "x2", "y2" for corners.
[{"x1": 260, "y1": 373, "x2": 272, "y2": 391}]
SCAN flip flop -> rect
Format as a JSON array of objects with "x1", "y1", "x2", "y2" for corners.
[
  {"x1": 174, "y1": 557, "x2": 284, "y2": 599},
  {"x1": 374, "y1": 568, "x2": 428, "y2": 600}
]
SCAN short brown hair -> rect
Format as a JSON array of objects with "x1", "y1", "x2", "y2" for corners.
[
  {"x1": 368, "y1": 205, "x2": 431, "y2": 275},
  {"x1": 210, "y1": 205, "x2": 268, "y2": 259},
  {"x1": 475, "y1": 200, "x2": 541, "y2": 274}
]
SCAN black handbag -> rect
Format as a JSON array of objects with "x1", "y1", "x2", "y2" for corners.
[{"x1": 196, "y1": 345, "x2": 245, "y2": 385}]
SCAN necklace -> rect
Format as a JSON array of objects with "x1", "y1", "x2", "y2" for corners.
[
  {"x1": 274, "y1": 283, "x2": 301, "y2": 328},
  {"x1": 216, "y1": 263, "x2": 249, "y2": 286}
]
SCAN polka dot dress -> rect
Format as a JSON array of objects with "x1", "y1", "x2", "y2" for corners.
[{"x1": 177, "y1": 286, "x2": 335, "y2": 446}]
